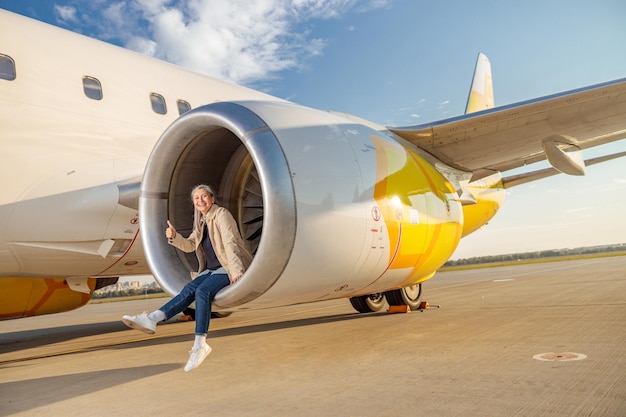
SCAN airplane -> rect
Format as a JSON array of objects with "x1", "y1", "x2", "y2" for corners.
[{"x1": 1, "y1": 9, "x2": 625, "y2": 320}]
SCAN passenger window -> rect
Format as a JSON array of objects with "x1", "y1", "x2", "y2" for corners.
[
  {"x1": 177, "y1": 99, "x2": 191, "y2": 115},
  {"x1": 0, "y1": 54, "x2": 16, "y2": 81},
  {"x1": 150, "y1": 93, "x2": 167, "y2": 114},
  {"x1": 82, "y1": 76, "x2": 103, "y2": 100}
]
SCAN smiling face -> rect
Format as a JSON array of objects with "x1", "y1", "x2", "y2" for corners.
[{"x1": 193, "y1": 188, "x2": 215, "y2": 216}]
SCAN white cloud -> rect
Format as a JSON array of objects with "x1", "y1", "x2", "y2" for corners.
[
  {"x1": 54, "y1": 5, "x2": 78, "y2": 23},
  {"x1": 126, "y1": 36, "x2": 157, "y2": 57},
  {"x1": 141, "y1": 0, "x2": 332, "y2": 83},
  {"x1": 101, "y1": 2, "x2": 129, "y2": 29},
  {"x1": 289, "y1": 0, "x2": 390, "y2": 19},
  {"x1": 63, "y1": 0, "x2": 389, "y2": 84}
]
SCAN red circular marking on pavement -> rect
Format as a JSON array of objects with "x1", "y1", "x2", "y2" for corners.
[{"x1": 533, "y1": 352, "x2": 587, "y2": 361}]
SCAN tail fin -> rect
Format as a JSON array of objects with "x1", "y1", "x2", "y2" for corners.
[{"x1": 465, "y1": 53, "x2": 494, "y2": 114}]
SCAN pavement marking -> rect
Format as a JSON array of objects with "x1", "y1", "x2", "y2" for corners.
[{"x1": 533, "y1": 352, "x2": 588, "y2": 361}]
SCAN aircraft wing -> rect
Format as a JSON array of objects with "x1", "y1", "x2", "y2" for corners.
[{"x1": 390, "y1": 78, "x2": 626, "y2": 181}]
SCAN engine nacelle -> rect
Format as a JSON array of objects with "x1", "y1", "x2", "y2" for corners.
[
  {"x1": 0, "y1": 277, "x2": 97, "y2": 319},
  {"x1": 139, "y1": 101, "x2": 463, "y2": 310}
]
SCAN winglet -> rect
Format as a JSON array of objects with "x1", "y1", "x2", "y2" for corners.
[{"x1": 465, "y1": 53, "x2": 494, "y2": 114}]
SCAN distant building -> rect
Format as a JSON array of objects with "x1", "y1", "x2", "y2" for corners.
[{"x1": 93, "y1": 279, "x2": 163, "y2": 298}]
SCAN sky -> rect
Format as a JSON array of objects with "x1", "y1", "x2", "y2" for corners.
[{"x1": 1, "y1": 0, "x2": 625, "y2": 262}]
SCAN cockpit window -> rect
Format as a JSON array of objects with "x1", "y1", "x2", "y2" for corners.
[
  {"x1": 177, "y1": 99, "x2": 191, "y2": 115},
  {"x1": 150, "y1": 93, "x2": 167, "y2": 114},
  {"x1": 82, "y1": 76, "x2": 103, "y2": 100},
  {"x1": 0, "y1": 54, "x2": 16, "y2": 81}
]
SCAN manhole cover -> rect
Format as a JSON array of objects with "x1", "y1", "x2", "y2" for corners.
[{"x1": 533, "y1": 352, "x2": 587, "y2": 362}]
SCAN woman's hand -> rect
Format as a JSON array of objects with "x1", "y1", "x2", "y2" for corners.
[{"x1": 165, "y1": 220, "x2": 177, "y2": 242}]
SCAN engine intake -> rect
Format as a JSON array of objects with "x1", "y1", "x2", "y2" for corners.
[{"x1": 139, "y1": 101, "x2": 296, "y2": 308}]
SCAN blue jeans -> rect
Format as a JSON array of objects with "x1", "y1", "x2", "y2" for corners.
[{"x1": 158, "y1": 270, "x2": 231, "y2": 336}]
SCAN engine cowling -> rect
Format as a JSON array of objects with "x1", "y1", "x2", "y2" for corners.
[
  {"x1": 139, "y1": 100, "x2": 463, "y2": 311},
  {"x1": 0, "y1": 277, "x2": 97, "y2": 319}
]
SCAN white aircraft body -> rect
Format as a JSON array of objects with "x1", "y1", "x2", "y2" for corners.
[{"x1": 1, "y1": 10, "x2": 625, "y2": 319}]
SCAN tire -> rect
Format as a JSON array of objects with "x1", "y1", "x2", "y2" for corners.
[
  {"x1": 349, "y1": 293, "x2": 386, "y2": 313},
  {"x1": 384, "y1": 284, "x2": 423, "y2": 310}
]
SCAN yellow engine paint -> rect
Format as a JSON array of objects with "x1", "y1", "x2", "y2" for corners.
[
  {"x1": 461, "y1": 173, "x2": 506, "y2": 237},
  {"x1": 371, "y1": 135, "x2": 463, "y2": 286},
  {"x1": 0, "y1": 277, "x2": 95, "y2": 319}
]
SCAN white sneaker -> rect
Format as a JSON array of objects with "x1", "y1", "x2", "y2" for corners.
[
  {"x1": 122, "y1": 312, "x2": 157, "y2": 334},
  {"x1": 184, "y1": 343, "x2": 212, "y2": 372}
]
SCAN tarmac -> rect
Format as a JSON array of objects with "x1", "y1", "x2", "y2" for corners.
[{"x1": 1, "y1": 256, "x2": 625, "y2": 417}]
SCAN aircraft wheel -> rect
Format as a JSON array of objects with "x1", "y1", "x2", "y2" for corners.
[
  {"x1": 385, "y1": 284, "x2": 423, "y2": 310},
  {"x1": 349, "y1": 293, "x2": 386, "y2": 313}
]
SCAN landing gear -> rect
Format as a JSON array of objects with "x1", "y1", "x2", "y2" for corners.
[
  {"x1": 349, "y1": 284, "x2": 424, "y2": 314},
  {"x1": 384, "y1": 284, "x2": 423, "y2": 310},
  {"x1": 349, "y1": 293, "x2": 386, "y2": 313}
]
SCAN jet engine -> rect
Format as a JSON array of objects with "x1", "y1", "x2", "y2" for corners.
[{"x1": 139, "y1": 100, "x2": 463, "y2": 312}]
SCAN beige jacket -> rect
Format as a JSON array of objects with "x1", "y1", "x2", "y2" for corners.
[{"x1": 169, "y1": 204, "x2": 253, "y2": 283}]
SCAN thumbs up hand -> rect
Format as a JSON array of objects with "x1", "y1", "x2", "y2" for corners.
[{"x1": 165, "y1": 220, "x2": 177, "y2": 242}]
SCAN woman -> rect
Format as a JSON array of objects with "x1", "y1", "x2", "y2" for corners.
[{"x1": 122, "y1": 184, "x2": 252, "y2": 372}]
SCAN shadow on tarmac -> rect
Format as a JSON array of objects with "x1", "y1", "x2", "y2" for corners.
[
  {"x1": 0, "y1": 310, "x2": 391, "y2": 356},
  {"x1": 0, "y1": 364, "x2": 180, "y2": 414}
]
